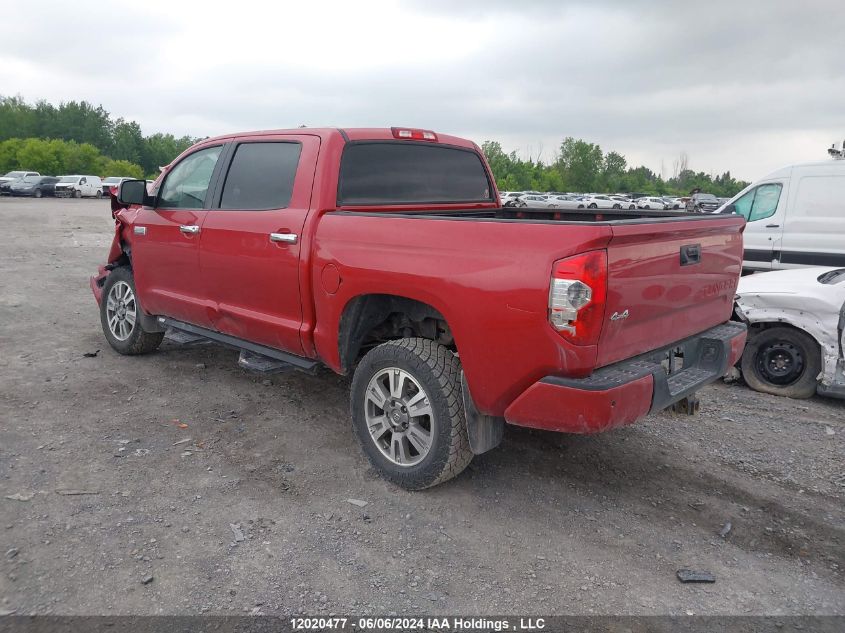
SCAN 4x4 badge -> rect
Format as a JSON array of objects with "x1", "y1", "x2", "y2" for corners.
[{"x1": 610, "y1": 310, "x2": 629, "y2": 321}]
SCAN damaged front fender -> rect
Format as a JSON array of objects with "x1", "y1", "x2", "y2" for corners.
[{"x1": 735, "y1": 270, "x2": 845, "y2": 397}]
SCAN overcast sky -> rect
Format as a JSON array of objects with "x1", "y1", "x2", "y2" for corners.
[{"x1": 2, "y1": 0, "x2": 842, "y2": 181}]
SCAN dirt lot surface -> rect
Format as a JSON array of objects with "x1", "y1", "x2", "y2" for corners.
[{"x1": 1, "y1": 198, "x2": 843, "y2": 616}]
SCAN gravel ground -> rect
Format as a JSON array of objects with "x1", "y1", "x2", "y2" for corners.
[{"x1": 0, "y1": 197, "x2": 843, "y2": 616}]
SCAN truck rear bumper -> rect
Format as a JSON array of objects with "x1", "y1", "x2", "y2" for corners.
[{"x1": 504, "y1": 321, "x2": 747, "y2": 434}]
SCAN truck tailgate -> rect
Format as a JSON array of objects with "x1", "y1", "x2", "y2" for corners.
[{"x1": 596, "y1": 216, "x2": 745, "y2": 367}]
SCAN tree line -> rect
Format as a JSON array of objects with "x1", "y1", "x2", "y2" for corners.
[
  {"x1": 1, "y1": 95, "x2": 749, "y2": 197},
  {"x1": 482, "y1": 138, "x2": 749, "y2": 197},
  {"x1": 0, "y1": 96, "x2": 197, "y2": 178}
]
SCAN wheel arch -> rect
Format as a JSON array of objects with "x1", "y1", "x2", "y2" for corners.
[{"x1": 337, "y1": 294, "x2": 456, "y2": 375}]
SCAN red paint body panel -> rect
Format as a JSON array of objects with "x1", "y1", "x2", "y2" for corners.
[
  {"x1": 504, "y1": 374, "x2": 654, "y2": 433},
  {"x1": 196, "y1": 134, "x2": 321, "y2": 353},
  {"x1": 94, "y1": 127, "x2": 746, "y2": 435},
  {"x1": 310, "y1": 215, "x2": 612, "y2": 414},
  {"x1": 598, "y1": 219, "x2": 744, "y2": 367}
]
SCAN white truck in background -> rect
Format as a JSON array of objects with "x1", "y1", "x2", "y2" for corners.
[{"x1": 721, "y1": 140, "x2": 845, "y2": 272}]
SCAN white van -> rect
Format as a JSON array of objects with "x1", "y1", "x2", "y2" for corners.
[
  {"x1": 721, "y1": 158, "x2": 845, "y2": 271},
  {"x1": 54, "y1": 175, "x2": 104, "y2": 198}
]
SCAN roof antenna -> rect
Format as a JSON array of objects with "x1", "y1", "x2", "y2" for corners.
[{"x1": 828, "y1": 139, "x2": 845, "y2": 159}]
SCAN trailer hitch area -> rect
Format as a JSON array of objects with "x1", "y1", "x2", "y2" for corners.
[{"x1": 671, "y1": 393, "x2": 700, "y2": 415}]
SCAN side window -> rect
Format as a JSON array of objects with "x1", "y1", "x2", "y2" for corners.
[
  {"x1": 732, "y1": 189, "x2": 755, "y2": 219},
  {"x1": 732, "y1": 183, "x2": 782, "y2": 222},
  {"x1": 219, "y1": 142, "x2": 302, "y2": 210},
  {"x1": 748, "y1": 183, "x2": 782, "y2": 221},
  {"x1": 158, "y1": 146, "x2": 223, "y2": 209}
]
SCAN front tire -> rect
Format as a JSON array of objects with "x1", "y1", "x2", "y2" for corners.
[
  {"x1": 34, "y1": 189, "x2": 42, "y2": 198},
  {"x1": 73, "y1": 189, "x2": 82, "y2": 198},
  {"x1": 740, "y1": 327, "x2": 820, "y2": 398},
  {"x1": 350, "y1": 338, "x2": 473, "y2": 490},
  {"x1": 95, "y1": 190, "x2": 103, "y2": 199},
  {"x1": 588, "y1": 203, "x2": 597, "y2": 209},
  {"x1": 100, "y1": 267, "x2": 164, "y2": 355}
]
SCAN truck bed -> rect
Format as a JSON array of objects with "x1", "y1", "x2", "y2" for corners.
[{"x1": 337, "y1": 206, "x2": 719, "y2": 223}]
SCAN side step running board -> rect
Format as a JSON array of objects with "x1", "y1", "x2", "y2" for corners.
[
  {"x1": 238, "y1": 350, "x2": 295, "y2": 374},
  {"x1": 164, "y1": 329, "x2": 211, "y2": 346},
  {"x1": 158, "y1": 317, "x2": 319, "y2": 374}
]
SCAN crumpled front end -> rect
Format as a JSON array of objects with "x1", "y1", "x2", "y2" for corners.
[
  {"x1": 734, "y1": 278, "x2": 845, "y2": 398},
  {"x1": 90, "y1": 205, "x2": 136, "y2": 306}
]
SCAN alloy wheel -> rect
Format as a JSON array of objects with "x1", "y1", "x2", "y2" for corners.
[
  {"x1": 105, "y1": 281, "x2": 137, "y2": 341},
  {"x1": 364, "y1": 367, "x2": 434, "y2": 466}
]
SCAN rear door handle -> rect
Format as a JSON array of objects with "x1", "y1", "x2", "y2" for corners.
[
  {"x1": 179, "y1": 225, "x2": 200, "y2": 235},
  {"x1": 765, "y1": 224, "x2": 780, "y2": 228},
  {"x1": 269, "y1": 232, "x2": 298, "y2": 244}
]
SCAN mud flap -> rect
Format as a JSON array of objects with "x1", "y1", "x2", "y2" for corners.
[{"x1": 461, "y1": 372, "x2": 504, "y2": 455}]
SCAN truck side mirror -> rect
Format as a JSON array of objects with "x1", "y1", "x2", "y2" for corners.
[{"x1": 118, "y1": 179, "x2": 148, "y2": 206}]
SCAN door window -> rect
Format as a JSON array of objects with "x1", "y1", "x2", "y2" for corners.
[
  {"x1": 158, "y1": 145, "x2": 223, "y2": 209},
  {"x1": 732, "y1": 183, "x2": 782, "y2": 222},
  {"x1": 219, "y1": 142, "x2": 302, "y2": 210}
]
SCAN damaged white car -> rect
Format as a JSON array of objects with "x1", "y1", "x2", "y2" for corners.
[{"x1": 734, "y1": 267, "x2": 845, "y2": 399}]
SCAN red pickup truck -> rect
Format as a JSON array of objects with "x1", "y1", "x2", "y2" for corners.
[{"x1": 91, "y1": 127, "x2": 747, "y2": 489}]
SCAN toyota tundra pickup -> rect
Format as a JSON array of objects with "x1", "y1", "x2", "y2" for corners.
[{"x1": 91, "y1": 127, "x2": 747, "y2": 489}]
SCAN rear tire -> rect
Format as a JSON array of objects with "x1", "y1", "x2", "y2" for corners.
[
  {"x1": 588, "y1": 203, "x2": 597, "y2": 209},
  {"x1": 350, "y1": 338, "x2": 473, "y2": 490},
  {"x1": 100, "y1": 267, "x2": 164, "y2": 355},
  {"x1": 95, "y1": 190, "x2": 103, "y2": 199},
  {"x1": 740, "y1": 327, "x2": 820, "y2": 399}
]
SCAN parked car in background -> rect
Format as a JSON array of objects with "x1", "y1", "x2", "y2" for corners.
[
  {"x1": 54, "y1": 175, "x2": 104, "y2": 198},
  {"x1": 0, "y1": 170, "x2": 40, "y2": 190},
  {"x1": 580, "y1": 194, "x2": 617, "y2": 209},
  {"x1": 719, "y1": 158, "x2": 845, "y2": 271},
  {"x1": 8, "y1": 175, "x2": 59, "y2": 197},
  {"x1": 686, "y1": 193, "x2": 721, "y2": 213},
  {"x1": 734, "y1": 267, "x2": 845, "y2": 399},
  {"x1": 520, "y1": 194, "x2": 557, "y2": 208},
  {"x1": 500, "y1": 192, "x2": 525, "y2": 207},
  {"x1": 102, "y1": 177, "x2": 132, "y2": 197},
  {"x1": 545, "y1": 195, "x2": 586, "y2": 209},
  {"x1": 609, "y1": 195, "x2": 636, "y2": 209},
  {"x1": 637, "y1": 196, "x2": 668, "y2": 210},
  {"x1": 664, "y1": 197, "x2": 683, "y2": 209}
]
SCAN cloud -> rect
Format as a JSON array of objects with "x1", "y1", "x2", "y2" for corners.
[{"x1": 1, "y1": 0, "x2": 842, "y2": 180}]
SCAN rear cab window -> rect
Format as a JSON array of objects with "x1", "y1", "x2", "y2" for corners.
[{"x1": 338, "y1": 142, "x2": 493, "y2": 206}]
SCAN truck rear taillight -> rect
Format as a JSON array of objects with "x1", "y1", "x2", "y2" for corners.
[
  {"x1": 391, "y1": 127, "x2": 438, "y2": 141},
  {"x1": 549, "y1": 250, "x2": 608, "y2": 346}
]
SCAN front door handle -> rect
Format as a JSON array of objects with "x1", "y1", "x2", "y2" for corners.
[
  {"x1": 765, "y1": 224, "x2": 780, "y2": 228},
  {"x1": 179, "y1": 225, "x2": 200, "y2": 235},
  {"x1": 269, "y1": 232, "x2": 298, "y2": 244}
]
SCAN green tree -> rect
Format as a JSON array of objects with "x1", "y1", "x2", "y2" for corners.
[
  {"x1": 556, "y1": 137, "x2": 603, "y2": 192},
  {"x1": 102, "y1": 159, "x2": 144, "y2": 179},
  {"x1": 111, "y1": 118, "x2": 144, "y2": 165}
]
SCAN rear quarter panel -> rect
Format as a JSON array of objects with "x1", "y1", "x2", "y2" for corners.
[{"x1": 311, "y1": 214, "x2": 612, "y2": 415}]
